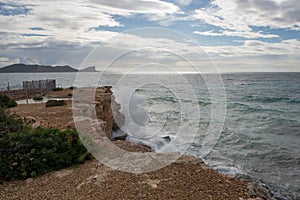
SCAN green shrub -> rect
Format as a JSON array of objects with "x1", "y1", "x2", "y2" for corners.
[
  {"x1": 0, "y1": 94, "x2": 17, "y2": 108},
  {"x1": 45, "y1": 100, "x2": 66, "y2": 107},
  {"x1": 52, "y1": 87, "x2": 63, "y2": 91},
  {"x1": 33, "y1": 96, "x2": 43, "y2": 101},
  {"x1": 0, "y1": 110, "x2": 27, "y2": 138},
  {"x1": 0, "y1": 112, "x2": 92, "y2": 181}
]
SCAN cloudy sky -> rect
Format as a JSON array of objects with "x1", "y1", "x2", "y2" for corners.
[{"x1": 0, "y1": 0, "x2": 299, "y2": 72}]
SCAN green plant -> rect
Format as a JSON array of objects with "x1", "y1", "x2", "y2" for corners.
[
  {"x1": 68, "y1": 86, "x2": 76, "y2": 90},
  {"x1": 0, "y1": 112, "x2": 92, "y2": 181},
  {"x1": 33, "y1": 96, "x2": 43, "y2": 101},
  {"x1": 0, "y1": 94, "x2": 17, "y2": 108},
  {"x1": 52, "y1": 87, "x2": 63, "y2": 91},
  {"x1": 0, "y1": 110, "x2": 27, "y2": 138},
  {"x1": 45, "y1": 100, "x2": 66, "y2": 107}
]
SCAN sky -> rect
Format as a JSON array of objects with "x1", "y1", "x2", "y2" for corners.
[{"x1": 0, "y1": 0, "x2": 299, "y2": 72}]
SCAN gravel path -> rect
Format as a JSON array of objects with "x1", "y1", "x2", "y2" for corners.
[{"x1": 0, "y1": 152, "x2": 251, "y2": 200}]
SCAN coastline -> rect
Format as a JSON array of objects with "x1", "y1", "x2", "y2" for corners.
[{"x1": 1, "y1": 88, "x2": 275, "y2": 200}]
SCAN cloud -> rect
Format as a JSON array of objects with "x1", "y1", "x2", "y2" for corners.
[
  {"x1": 190, "y1": 0, "x2": 300, "y2": 38},
  {"x1": 175, "y1": 0, "x2": 194, "y2": 6},
  {"x1": 87, "y1": 0, "x2": 182, "y2": 26},
  {"x1": 0, "y1": 0, "x2": 182, "y2": 49},
  {"x1": 0, "y1": 56, "x2": 20, "y2": 66},
  {"x1": 1, "y1": 29, "x2": 299, "y2": 71},
  {"x1": 201, "y1": 39, "x2": 300, "y2": 57},
  {"x1": 0, "y1": 0, "x2": 298, "y2": 72},
  {"x1": 0, "y1": 1, "x2": 31, "y2": 16},
  {"x1": 0, "y1": 1, "x2": 126, "y2": 52},
  {"x1": 89, "y1": 0, "x2": 179, "y2": 15},
  {"x1": 194, "y1": 30, "x2": 279, "y2": 39},
  {"x1": 71, "y1": 30, "x2": 300, "y2": 73},
  {"x1": 235, "y1": 0, "x2": 300, "y2": 26}
]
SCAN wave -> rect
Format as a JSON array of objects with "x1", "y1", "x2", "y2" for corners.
[
  {"x1": 227, "y1": 102, "x2": 283, "y2": 113},
  {"x1": 244, "y1": 95, "x2": 300, "y2": 104},
  {"x1": 149, "y1": 96, "x2": 178, "y2": 103},
  {"x1": 198, "y1": 100, "x2": 211, "y2": 106},
  {"x1": 149, "y1": 96, "x2": 212, "y2": 107}
]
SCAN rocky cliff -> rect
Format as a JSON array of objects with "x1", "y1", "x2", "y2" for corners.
[
  {"x1": 9, "y1": 87, "x2": 125, "y2": 140},
  {"x1": 95, "y1": 86, "x2": 125, "y2": 139}
]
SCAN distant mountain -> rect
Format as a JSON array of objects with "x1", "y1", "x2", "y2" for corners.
[
  {"x1": 0, "y1": 64, "x2": 78, "y2": 73},
  {"x1": 79, "y1": 66, "x2": 97, "y2": 72},
  {"x1": 0, "y1": 63, "x2": 99, "y2": 73}
]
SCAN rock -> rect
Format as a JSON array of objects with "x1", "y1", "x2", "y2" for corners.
[
  {"x1": 94, "y1": 87, "x2": 125, "y2": 139},
  {"x1": 248, "y1": 183, "x2": 275, "y2": 200},
  {"x1": 55, "y1": 169, "x2": 73, "y2": 178},
  {"x1": 174, "y1": 154, "x2": 204, "y2": 165},
  {"x1": 23, "y1": 116, "x2": 41, "y2": 128},
  {"x1": 76, "y1": 182, "x2": 87, "y2": 190},
  {"x1": 25, "y1": 178, "x2": 33, "y2": 184},
  {"x1": 23, "y1": 116, "x2": 36, "y2": 124},
  {"x1": 144, "y1": 179, "x2": 161, "y2": 189},
  {"x1": 92, "y1": 165, "x2": 113, "y2": 185},
  {"x1": 32, "y1": 121, "x2": 41, "y2": 129},
  {"x1": 137, "y1": 142, "x2": 152, "y2": 150},
  {"x1": 95, "y1": 90, "x2": 113, "y2": 138},
  {"x1": 113, "y1": 140, "x2": 153, "y2": 152},
  {"x1": 66, "y1": 120, "x2": 74, "y2": 126},
  {"x1": 162, "y1": 136, "x2": 171, "y2": 143},
  {"x1": 112, "y1": 129, "x2": 127, "y2": 141},
  {"x1": 112, "y1": 132, "x2": 127, "y2": 141},
  {"x1": 111, "y1": 96, "x2": 125, "y2": 130},
  {"x1": 45, "y1": 100, "x2": 66, "y2": 107},
  {"x1": 103, "y1": 86, "x2": 112, "y2": 93}
]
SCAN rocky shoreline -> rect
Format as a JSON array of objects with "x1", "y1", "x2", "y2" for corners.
[{"x1": 2, "y1": 88, "x2": 275, "y2": 200}]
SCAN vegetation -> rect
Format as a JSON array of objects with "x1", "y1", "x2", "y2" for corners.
[
  {"x1": 52, "y1": 87, "x2": 64, "y2": 91},
  {"x1": 0, "y1": 95, "x2": 92, "y2": 182},
  {"x1": 45, "y1": 100, "x2": 66, "y2": 107},
  {"x1": 0, "y1": 94, "x2": 17, "y2": 108},
  {"x1": 32, "y1": 96, "x2": 43, "y2": 101}
]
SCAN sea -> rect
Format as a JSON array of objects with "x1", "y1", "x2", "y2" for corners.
[{"x1": 0, "y1": 72, "x2": 299, "y2": 200}]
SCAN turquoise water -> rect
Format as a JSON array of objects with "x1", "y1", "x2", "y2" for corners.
[{"x1": 1, "y1": 72, "x2": 299, "y2": 199}]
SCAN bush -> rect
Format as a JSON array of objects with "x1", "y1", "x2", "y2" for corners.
[
  {"x1": 45, "y1": 100, "x2": 66, "y2": 107},
  {"x1": 33, "y1": 96, "x2": 43, "y2": 101},
  {"x1": 0, "y1": 111, "x2": 92, "y2": 181},
  {"x1": 0, "y1": 94, "x2": 17, "y2": 108},
  {"x1": 68, "y1": 86, "x2": 76, "y2": 90},
  {"x1": 52, "y1": 87, "x2": 63, "y2": 91},
  {"x1": 0, "y1": 110, "x2": 27, "y2": 138}
]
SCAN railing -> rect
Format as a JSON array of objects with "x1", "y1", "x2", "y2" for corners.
[{"x1": 0, "y1": 80, "x2": 56, "y2": 100}]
